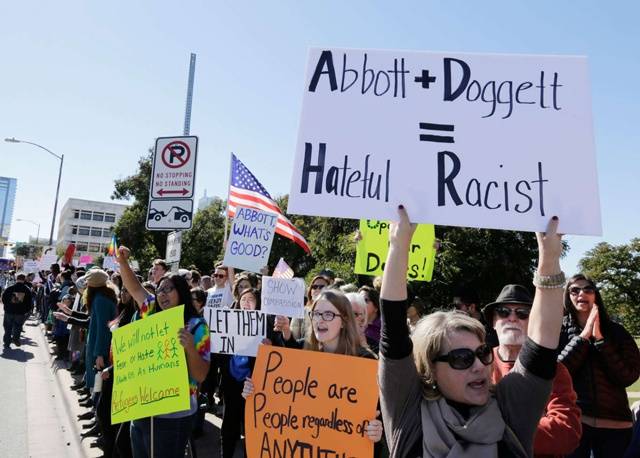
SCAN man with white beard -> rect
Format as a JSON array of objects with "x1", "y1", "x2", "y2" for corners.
[{"x1": 483, "y1": 284, "x2": 582, "y2": 457}]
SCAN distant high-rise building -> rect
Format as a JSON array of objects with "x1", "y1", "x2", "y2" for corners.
[
  {"x1": 0, "y1": 177, "x2": 17, "y2": 257},
  {"x1": 198, "y1": 189, "x2": 216, "y2": 211}
]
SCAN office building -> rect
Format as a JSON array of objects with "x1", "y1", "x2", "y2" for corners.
[
  {"x1": 56, "y1": 198, "x2": 128, "y2": 259},
  {"x1": 0, "y1": 177, "x2": 17, "y2": 257}
]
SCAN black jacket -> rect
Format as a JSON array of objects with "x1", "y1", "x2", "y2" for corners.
[
  {"x1": 1, "y1": 282, "x2": 33, "y2": 315},
  {"x1": 558, "y1": 314, "x2": 640, "y2": 422}
]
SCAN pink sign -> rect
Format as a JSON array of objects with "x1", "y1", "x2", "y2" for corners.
[{"x1": 79, "y1": 255, "x2": 93, "y2": 267}]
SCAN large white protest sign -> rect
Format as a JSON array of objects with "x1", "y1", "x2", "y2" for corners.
[
  {"x1": 288, "y1": 48, "x2": 600, "y2": 235},
  {"x1": 204, "y1": 308, "x2": 267, "y2": 357},
  {"x1": 38, "y1": 254, "x2": 58, "y2": 271},
  {"x1": 23, "y1": 259, "x2": 39, "y2": 273},
  {"x1": 260, "y1": 276, "x2": 306, "y2": 318},
  {"x1": 223, "y1": 206, "x2": 278, "y2": 273}
]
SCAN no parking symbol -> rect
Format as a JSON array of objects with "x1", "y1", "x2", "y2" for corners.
[{"x1": 162, "y1": 141, "x2": 191, "y2": 169}]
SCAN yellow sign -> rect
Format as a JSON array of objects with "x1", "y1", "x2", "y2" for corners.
[
  {"x1": 355, "y1": 219, "x2": 436, "y2": 281},
  {"x1": 246, "y1": 346, "x2": 379, "y2": 458},
  {"x1": 111, "y1": 305, "x2": 190, "y2": 424}
]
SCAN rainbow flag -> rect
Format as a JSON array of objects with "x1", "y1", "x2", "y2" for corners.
[{"x1": 107, "y1": 234, "x2": 118, "y2": 256}]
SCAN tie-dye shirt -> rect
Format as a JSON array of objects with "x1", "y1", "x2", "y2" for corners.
[{"x1": 138, "y1": 294, "x2": 211, "y2": 397}]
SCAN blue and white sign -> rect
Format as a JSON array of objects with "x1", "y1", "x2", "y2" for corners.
[{"x1": 223, "y1": 206, "x2": 277, "y2": 273}]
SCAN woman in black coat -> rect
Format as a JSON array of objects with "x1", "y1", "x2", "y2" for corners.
[{"x1": 558, "y1": 274, "x2": 640, "y2": 458}]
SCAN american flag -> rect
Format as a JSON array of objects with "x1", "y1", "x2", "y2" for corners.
[
  {"x1": 228, "y1": 154, "x2": 311, "y2": 253},
  {"x1": 272, "y1": 257, "x2": 294, "y2": 279}
]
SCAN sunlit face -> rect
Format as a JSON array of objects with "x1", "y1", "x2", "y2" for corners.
[
  {"x1": 239, "y1": 292, "x2": 257, "y2": 310},
  {"x1": 349, "y1": 299, "x2": 367, "y2": 335},
  {"x1": 361, "y1": 292, "x2": 377, "y2": 322},
  {"x1": 433, "y1": 330, "x2": 491, "y2": 406},
  {"x1": 156, "y1": 280, "x2": 179, "y2": 310},
  {"x1": 191, "y1": 294, "x2": 205, "y2": 312},
  {"x1": 311, "y1": 299, "x2": 343, "y2": 348},
  {"x1": 152, "y1": 264, "x2": 167, "y2": 283},
  {"x1": 213, "y1": 269, "x2": 227, "y2": 288},
  {"x1": 237, "y1": 279, "x2": 252, "y2": 296},
  {"x1": 407, "y1": 305, "x2": 420, "y2": 325},
  {"x1": 569, "y1": 280, "x2": 596, "y2": 315},
  {"x1": 310, "y1": 279, "x2": 328, "y2": 301},
  {"x1": 493, "y1": 304, "x2": 530, "y2": 346}
]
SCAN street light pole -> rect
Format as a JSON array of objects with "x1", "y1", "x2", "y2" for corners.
[
  {"x1": 4, "y1": 137, "x2": 64, "y2": 246},
  {"x1": 16, "y1": 219, "x2": 41, "y2": 244}
]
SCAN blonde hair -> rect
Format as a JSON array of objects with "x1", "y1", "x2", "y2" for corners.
[
  {"x1": 411, "y1": 311, "x2": 486, "y2": 400},
  {"x1": 304, "y1": 290, "x2": 360, "y2": 356}
]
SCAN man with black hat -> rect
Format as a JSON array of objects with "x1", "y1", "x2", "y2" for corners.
[
  {"x1": 2, "y1": 272, "x2": 33, "y2": 348},
  {"x1": 485, "y1": 284, "x2": 582, "y2": 457}
]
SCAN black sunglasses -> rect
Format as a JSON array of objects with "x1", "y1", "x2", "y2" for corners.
[
  {"x1": 432, "y1": 344, "x2": 493, "y2": 370},
  {"x1": 494, "y1": 306, "x2": 530, "y2": 320},
  {"x1": 310, "y1": 284, "x2": 326, "y2": 290},
  {"x1": 569, "y1": 285, "x2": 596, "y2": 296}
]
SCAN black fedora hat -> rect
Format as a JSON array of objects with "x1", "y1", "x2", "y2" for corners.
[{"x1": 482, "y1": 284, "x2": 533, "y2": 324}]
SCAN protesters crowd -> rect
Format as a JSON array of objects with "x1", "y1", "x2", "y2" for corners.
[{"x1": 2, "y1": 210, "x2": 640, "y2": 458}]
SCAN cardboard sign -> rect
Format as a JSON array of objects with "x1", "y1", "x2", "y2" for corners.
[
  {"x1": 205, "y1": 286, "x2": 233, "y2": 309},
  {"x1": 246, "y1": 346, "x2": 379, "y2": 458},
  {"x1": 287, "y1": 48, "x2": 600, "y2": 236},
  {"x1": 103, "y1": 256, "x2": 119, "y2": 271},
  {"x1": 110, "y1": 306, "x2": 190, "y2": 424},
  {"x1": 261, "y1": 276, "x2": 306, "y2": 318},
  {"x1": 38, "y1": 253, "x2": 58, "y2": 271},
  {"x1": 78, "y1": 255, "x2": 93, "y2": 267},
  {"x1": 223, "y1": 206, "x2": 277, "y2": 273},
  {"x1": 22, "y1": 259, "x2": 39, "y2": 273},
  {"x1": 204, "y1": 308, "x2": 267, "y2": 357},
  {"x1": 355, "y1": 220, "x2": 436, "y2": 281}
]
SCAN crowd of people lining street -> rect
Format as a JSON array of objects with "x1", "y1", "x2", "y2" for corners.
[{"x1": 2, "y1": 210, "x2": 640, "y2": 457}]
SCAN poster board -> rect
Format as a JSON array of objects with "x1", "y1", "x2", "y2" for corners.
[
  {"x1": 204, "y1": 307, "x2": 267, "y2": 357},
  {"x1": 246, "y1": 346, "x2": 379, "y2": 458},
  {"x1": 110, "y1": 306, "x2": 190, "y2": 424},
  {"x1": 261, "y1": 276, "x2": 306, "y2": 318},
  {"x1": 355, "y1": 220, "x2": 436, "y2": 281},
  {"x1": 223, "y1": 206, "x2": 277, "y2": 273},
  {"x1": 287, "y1": 48, "x2": 601, "y2": 236}
]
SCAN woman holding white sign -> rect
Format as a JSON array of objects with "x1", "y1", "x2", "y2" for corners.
[
  {"x1": 379, "y1": 206, "x2": 565, "y2": 457},
  {"x1": 116, "y1": 247, "x2": 211, "y2": 458}
]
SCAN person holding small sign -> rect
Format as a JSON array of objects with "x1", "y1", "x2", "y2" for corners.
[
  {"x1": 116, "y1": 246, "x2": 210, "y2": 458},
  {"x1": 243, "y1": 289, "x2": 384, "y2": 445},
  {"x1": 379, "y1": 206, "x2": 565, "y2": 457}
]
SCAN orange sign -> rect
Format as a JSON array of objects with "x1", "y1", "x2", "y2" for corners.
[{"x1": 246, "y1": 345, "x2": 379, "y2": 458}]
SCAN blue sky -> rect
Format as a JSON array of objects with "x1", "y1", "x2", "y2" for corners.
[{"x1": 1, "y1": 1, "x2": 637, "y2": 274}]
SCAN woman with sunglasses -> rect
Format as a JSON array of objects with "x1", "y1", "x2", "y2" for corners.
[
  {"x1": 380, "y1": 206, "x2": 565, "y2": 457},
  {"x1": 116, "y1": 247, "x2": 211, "y2": 458},
  {"x1": 558, "y1": 275, "x2": 640, "y2": 457},
  {"x1": 290, "y1": 274, "x2": 331, "y2": 340}
]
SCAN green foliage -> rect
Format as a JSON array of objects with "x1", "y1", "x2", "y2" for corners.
[
  {"x1": 111, "y1": 150, "x2": 167, "y2": 270},
  {"x1": 180, "y1": 199, "x2": 227, "y2": 273},
  {"x1": 12, "y1": 243, "x2": 43, "y2": 259},
  {"x1": 579, "y1": 238, "x2": 640, "y2": 334}
]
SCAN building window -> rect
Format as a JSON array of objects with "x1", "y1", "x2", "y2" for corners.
[
  {"x1": 80, "y1": 211, "x2": 92, "y2": 220},
  {"x1": 88, "y1": 243, "x2": 101, "y2": 253},
  {"x1": 73, "y1": 210, "x2": 80, "y2": 219},
  {"x1": 71, "y1": 226, "x2": 78, "y2": 235},
  {"x1": 104, "y1": 213, "x2": 116, "y2": 223},
  {"x1": 78, "y1": 226, "x2": 90, "y2": 236},
  {"x1": 90, "y1": 227, "x2": 102, "y2": 237},
  {"x1": 103, "y1": 229, "x2": 112, "y2": 238},
  {"x1": 76, "y1": 242, "x2": 89, "y2": 252},
  {"x1": 92, "y1": 212, "x2": 104, "y2": 222}
]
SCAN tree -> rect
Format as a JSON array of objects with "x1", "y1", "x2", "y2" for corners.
[
  {"x1": 12, "y1": 243, "x2": 43, "y2": 260},
  {"x1": 180, "y1": 199, "x2": 227, "y2": 273},
  {"x1": 579, "y1": 238, "x2": 640, "y2": 334},
  {"x1": 111, "y1": 150, "x2": 168, "y2": 271}
]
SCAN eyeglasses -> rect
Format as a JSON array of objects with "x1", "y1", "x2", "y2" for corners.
[
  {"x1": 494, "y1": 306, "x2": 531, "y2": 320},
  {"x1": 432, "y1": 344, "x2": 493, "y2": 370},
  {"x1": 310, "y1": 284, "x2": 326, "y2": 290},
  {"x1": 353, "y1": 312, "x2": 365, "y2": 318},
  {"x1": 309, "y1": 310, "x2": 342, "y2": 321},
  {"x1": 569, "y1": 285, "x2": 596, "y2": 296},
  {"x1": 157, "y1": 284, "x2": 175, "y2": 295},
  {"x1": 213, "y1": 274, "x2": 226, "y2": 279}
]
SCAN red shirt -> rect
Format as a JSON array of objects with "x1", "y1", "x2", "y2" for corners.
[{"x1": 492, "y1": 347, "x2": 582, "y2": 458}]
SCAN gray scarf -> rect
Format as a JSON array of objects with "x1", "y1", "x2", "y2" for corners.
[{"x1": 421, "y1": 397, "x2": 505, "y2": 457}]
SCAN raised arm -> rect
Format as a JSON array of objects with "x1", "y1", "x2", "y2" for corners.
[
  {"x1": 115, "y1": 246, "x2": 147, "y2": 308},
  {"x1": 528, "y1": 217, "x2": 565, "y2": 350},
  {"x1": 381, "y1": 205, "x2": 416, "y2": 301}
]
